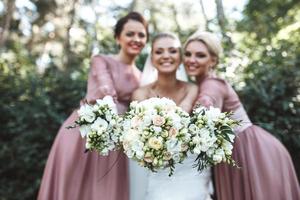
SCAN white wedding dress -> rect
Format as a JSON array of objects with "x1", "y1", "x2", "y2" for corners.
[
  {"x1": 129, "y1": 56, "x2": 213, "y2": 200},
  {"x1": 129, "y1": 154, "x2": 213, "y2": 200}
]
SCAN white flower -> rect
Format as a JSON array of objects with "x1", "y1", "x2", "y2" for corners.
[
  {"x1": 228, "y1": 134, "x2": 235, "y2": 143},
  {"x1": 142, "y1": 116, "x2": 152, "y2": 127},
  {"x1": 130, "y1": 101, "x2": 138, "y2": 108},
  {"x1": 152, "y1": 126, "x2": 162, "y2": 134},
  {"x1": 123, "y1": 129, "x2": 139, "y2": 142},
  {"x1": 78, "y1": 104, "x2": 96, "y2": 123},
  {"x1": 96, "y1": 95, "x2": 117, "y2": 114},
  {"x1": 122, "y1": 119, "x2": 131, "y2": 131},
  {"x1": 189, "y1": 124, "x2": 199, "y2": 133},
  {"x1": 91, "y1": 117, "x2": 108, "y2": 133},
  {"x1": 193, "y1": 145, "x2": 202, "y2": 154},
  {"x1": 212, "y1": 154, "x2": 223, "y2": 163},
  {"x1": 152, "y1": 115, "x2": 166, "y2": 126},
  {"x1": 206, "y1": 106, "x2": 225, "y2": 121},
  {"x1": 85, "y1": 142, "x2": 91, "y2": 149},
  {"x1": 166, "y1": 138, "x2": 181, "y2": 153},
  {"x1": 169, "y1": 113, "x2": 182, "y2": 129},
  {"x1": 168, "y1": 127, "x2": 178, "y2": 137},
  {"x1": 148, "y1": 137, "x2": 163, "y2": 150},
  {"x1": 172, "y1": 153, "x2": 181, "y2": 163},
  {"x1": 126, "y1": 149, "x2": 134, "y2": 158},
  {"x1": 213, "y1": 149, "x2": 225, "y2": 163},
  {"x1": 222, "y1": 140, "x2": 233, "y2": 155},
  {"x1": 79, "y1": 125, "x2": 91, "y2": 138}
]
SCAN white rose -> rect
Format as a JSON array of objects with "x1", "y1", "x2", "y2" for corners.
[
  {"x1": 78, "y1": 104, "x2": 96, "y2": 123},
  {"x1": 152, "y1": 115, "x2": 166, "y2": 126},
  {"x1": 192, "y1": 135, "x2": 201, "y2": 145},
  {"x1": 153, "y1": 126, "x2": 162, "y2": 134},
  {"x1": 126, "y1": 149, "x2": 134, "y2": 158},
  {"x1": 91, "y1": 117, "x2": 108, "y2": 133},
  {"x1": 142, "y1": 116, "x2": 152, "y2": 127},
  {"x1": 166, "y1": 138, "x2": 181, "y2": 153},
  {"x1": 172, "y1": 153, "x2": 181, "y2": 163},
  {"x1": 123, "y1": 129, "x2": 139, "y2": 142},
  {"x1": 193, "y1": 145, "x2": 202, "y2": 154},
  {"x1": 148, "y1": 137, "x2": 163, "y2": 150},
  {"x1": 206, "y1": 106, "x2": 222, "y2": 121},
  {"x1": 212, "y1": 154, "x2": 223, "y2": 163},
  {"x1": 213, "y1": 149, "x2": 225, "y2": 163}
]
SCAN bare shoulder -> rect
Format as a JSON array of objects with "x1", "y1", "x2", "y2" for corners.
[
  {"x1": 180, "y1": 81, "x2": 198, "y2": 94},
  {"x1": 187, "y1": 82, "x2": 199, "y2": 92},
  {"x1": 131, "y1": 84, "x2": 152, "y2": 101}
]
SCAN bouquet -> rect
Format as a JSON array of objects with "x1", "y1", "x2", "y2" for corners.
[
  {"x1": 188, "y1": 106, "x2": 239, "y2": 171},
  {"x1": 120, "y1": 97, "x2": 191, "y2": 176},
  {"x1": 68, "y1": 96, "x2": 122, "y2": 155}
]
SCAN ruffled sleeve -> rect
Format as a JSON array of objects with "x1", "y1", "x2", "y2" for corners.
[
  {"x1": 85, "y1": 55, "x2": 118, "y2": 103},
  {"x1": 196, "y1": 78, "x2": 227, "y2": 109}
]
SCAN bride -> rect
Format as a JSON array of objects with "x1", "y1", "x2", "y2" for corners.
[{"x1": 129, "y1": 32, "x2": 213, "y2": 200}]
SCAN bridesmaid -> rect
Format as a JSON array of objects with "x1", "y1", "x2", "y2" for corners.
[
  {"x1": 183, "y1": 31, "x2": 300, "y2": 200},
  {"x1": 38, "y1": 12, "x2": 148, "y2": 200}
]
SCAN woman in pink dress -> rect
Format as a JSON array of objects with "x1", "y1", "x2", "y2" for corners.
[
  {"x1": 183, "y1": 31, "x2": 300, "y2": 200},
  {"x1": 38, "y1": 12, "x2": 148, "y2": 200}
]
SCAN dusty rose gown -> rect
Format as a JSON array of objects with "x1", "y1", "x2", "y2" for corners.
[
  {"x1": 197, "y1": 75, "x2": 300, "y2": 200},
  {"x1": 38, "y1": 55, "x2": 141, "y2": 200}
]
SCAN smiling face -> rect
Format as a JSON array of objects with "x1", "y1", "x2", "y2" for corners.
[
  {"x1": 151, "y1": 37, "x2": 181, "y2": 75},
  {"x1": 183, "y1": 40, "x2": 217, "y2": 78},
  {"x1": 116, "y1": 20, "x2": 147, "y2": 57}
]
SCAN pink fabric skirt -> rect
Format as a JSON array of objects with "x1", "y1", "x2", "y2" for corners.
[
  {"x1": 37, "y1": 111, "x2": 129, "y2": 200},
  {"x1": 214, "y1": 125, "x2": 300, "y2": 200}
]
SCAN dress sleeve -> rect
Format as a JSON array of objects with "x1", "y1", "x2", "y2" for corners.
[
  {"x1": 196, "y1": 79, "x2": 227, "y2": 109},
  {"x1": 85, "y1": 55, "x2": 118, "y2": 103}
]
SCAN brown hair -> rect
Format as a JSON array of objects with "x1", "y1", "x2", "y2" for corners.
[{"x1": 114, "y1": 11, "x2": 149, "y2": 41}]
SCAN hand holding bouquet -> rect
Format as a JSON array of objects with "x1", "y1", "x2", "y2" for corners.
[
  {"x1": 188, "y1": 106, "x2": 239, "y2": 171},
  {"x1": 68, "y1": 96, "x2": 122, "y2": 155}
]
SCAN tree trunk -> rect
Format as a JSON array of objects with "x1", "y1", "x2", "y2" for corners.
[
  {"x1": 63, "y1": 0, "x2": 79, "y2": 68},
  {"x1": 171, "y1": 4, "x2": 181, "y2": 36},
  {"x1": 0, "y1": 0, "x2": 16, "y2": 48},
  {"x1": 200, "y1": 0, "x2": 210, "y2": 31},
  {"x1": 214, "y1": 0, "x2": 234, "y2": 49},
  {"x1": 129, "y1": 0, "x2": 138, "y2": 12}
]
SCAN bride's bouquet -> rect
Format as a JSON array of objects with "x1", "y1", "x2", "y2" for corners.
[
  {"x1": 188, "y1": 106, "x2": 239, "y2": 171},
  {"x1": 121, "y1": 97, "x2": 191, "y2": 176},
  {"x1": 68, "y1": 96, "x2": 123, "y2": 155}
]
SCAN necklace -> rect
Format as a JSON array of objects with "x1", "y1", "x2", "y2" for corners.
[{"x1": 149, "y1": 81, "x2": 187, "y2": 105}]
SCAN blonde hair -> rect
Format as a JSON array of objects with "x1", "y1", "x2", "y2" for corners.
[{"x1": 184, "y1": 31, "x2": 223, "y2": 66}]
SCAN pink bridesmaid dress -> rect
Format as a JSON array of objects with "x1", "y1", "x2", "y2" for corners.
[
  {"x1": 38, "y1": 55, "x2": 141, "y2": 200},
  {"x1": 197, "y1": 75, "x2": 300, "y2": 200}
]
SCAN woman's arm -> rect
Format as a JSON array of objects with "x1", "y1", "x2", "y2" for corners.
[
  {"x1": 179, "y1": 84, "x2": 199, "y2": 113},
  {"x1": 85, "y1": 55, "x2": 117, "y2": 104},
  {"x1": 131, "y1": 87, "x2": 149, "y2": 102},
  {"x1": 195, "y1": 78, "x2": 227, "y2": 109}
]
